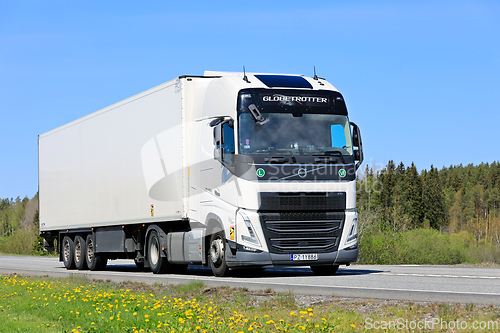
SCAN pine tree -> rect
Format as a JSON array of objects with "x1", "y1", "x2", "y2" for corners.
[
  {"x1": 422, "y1": 166, "x2": 445, "y2": 230},
  {"x1": 403, "y1": 162, "x2": 423, "y2": 228},
  {"x1": 378, "y1": 160, "x2": 397, "y2": 231}
]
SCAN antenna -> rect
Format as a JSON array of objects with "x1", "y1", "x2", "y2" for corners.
[
  {"x1": 243, "y1": 66, "x2": 250, "y2": 83},
  {"x1": 313, "y1": 66, "x2": 325, "y2": 84}
]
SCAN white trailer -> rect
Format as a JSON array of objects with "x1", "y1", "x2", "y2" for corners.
[{"x1": 39, "y1": 71, "x2": 363, "y2": 276}]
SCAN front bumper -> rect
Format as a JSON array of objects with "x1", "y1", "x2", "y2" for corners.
[{"x1": 225, "y1": 245, "x2": 356, "y2": 268}]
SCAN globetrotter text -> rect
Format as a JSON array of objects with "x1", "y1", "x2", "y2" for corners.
[{"x1": 262, "y1": 95, "x2": 328, "y2": 103}]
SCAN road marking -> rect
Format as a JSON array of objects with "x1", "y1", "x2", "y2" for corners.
[{"x1": 372, "y1": 272, "x2": 500, "y2": 279}]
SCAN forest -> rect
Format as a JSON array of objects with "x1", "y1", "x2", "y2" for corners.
[
  {"x1": 357, "y1": 161, "x2": 500, "y2": 264},
  {"x1": 1, "y1": 161, "x2": 500, "y2": 264},
  {"x1": 0, "y1": 194, "x2": 43, "y2": 254}
]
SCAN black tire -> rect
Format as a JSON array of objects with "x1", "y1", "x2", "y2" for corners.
[
  {"x1": 74, "y1": 235, "x2": 88, "y2": 270},
  {"x1": 62, "y1": 236, "x2": 76, "y2": 269},
  {"x1": 148, "y1": 230, "x2": 169, "y2": 274},
  {"x1": 86, "y1": 234, "x2": 107, "y2": 271},
  {"x1": 310, "y1": 264, "x2": 339, "y2": 276},
  {"x1": 209, "y1": 228, "x2": 230, "y2": 277}
]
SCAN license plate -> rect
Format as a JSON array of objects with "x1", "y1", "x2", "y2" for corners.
[{"x1": 291, "y1": 253, "x2": 318, "y2": 261}]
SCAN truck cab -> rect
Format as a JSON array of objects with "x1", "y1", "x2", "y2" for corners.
[{"x1": 186, "y1": 72, "x2": 363, "y2": 276}]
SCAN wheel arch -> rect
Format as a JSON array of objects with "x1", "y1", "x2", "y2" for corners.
[
  {"x1": 204, "y1": 213, "x2": 225, "y2": 265},
  {"x1": 144, "y1": 224, "x2": 169, "y2": 259}
]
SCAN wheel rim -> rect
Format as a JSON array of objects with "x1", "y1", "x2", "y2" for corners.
[
  {"x1": 63, "y1": 239, "x2": 71, "y2": 263},
  {"x1": 75, "y1": 239, "x2": 82, "y2": 263},
  {"x1": 150, "y1": 237, "x2": 159, "y2": 266},
  {"x1": 210, "y1": 237, "x2": 224, "y2": 266},
  {"x1": 87, "y1": 239, "x2": 94, "y2": 263}
]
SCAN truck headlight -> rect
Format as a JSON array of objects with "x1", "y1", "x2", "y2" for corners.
[
  {"x1": 239, "y1": 212, "x2": 261, "y2": 246},
  {"x1": 347, "y1": 218, "x2": 358, "y2": 243}
]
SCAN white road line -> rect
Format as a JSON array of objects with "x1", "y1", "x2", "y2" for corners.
[{"x1": 372, "y1": 272, "x2": 500, "y2": 279}]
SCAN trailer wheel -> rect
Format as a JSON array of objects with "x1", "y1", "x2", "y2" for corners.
[
  {"x1": 74, "y1": 235, "x2": 88, "y2": 270},
  {"x1": 148, "y1": 230, "x2": 168, "y2": 274},
  {"x1": 62, "y1": 236, "x2": 76, "y2": 269},
  {"x1": 86, "y1": 234, "x2": 107, "y2": 271},
  {"x1": 209, "y1": 228, "x2": 230, "y2": 277},
  {"x1": 310, "y1": 264, "x2": 339, "y2": 276}
]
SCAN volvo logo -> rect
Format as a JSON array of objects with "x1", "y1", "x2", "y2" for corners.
[{"x1": 297, "y1": 168, "x2": 308, "y2": 178}]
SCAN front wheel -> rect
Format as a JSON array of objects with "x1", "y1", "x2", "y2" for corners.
[
  {"x1": 209, "y1": 228, "x2": 230, "y2": 277},
  {"x1": 310, "y1": 264, "x2": 339, "y2": 276}
]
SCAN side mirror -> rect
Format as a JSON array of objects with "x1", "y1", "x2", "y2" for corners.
[
  {"x1": 350, "y1": 122, "x2": 364, "y2": 170},
  {"x1": 213, "y1": 123, "x2": 223, "y2": 161}
]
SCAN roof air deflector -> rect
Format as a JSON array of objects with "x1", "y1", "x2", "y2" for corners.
[{"x1": 254, "y1": 75, "x2": 313, "y2": 89}]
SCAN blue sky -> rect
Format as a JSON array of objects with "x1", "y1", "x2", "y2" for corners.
[{"x1": 1, "y1": 0, "x2": 499, "y2": 199}]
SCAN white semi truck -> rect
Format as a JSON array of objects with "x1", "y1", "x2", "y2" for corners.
[{"x1": 39, "y1": 71, "x2": 363, "y2": 276}]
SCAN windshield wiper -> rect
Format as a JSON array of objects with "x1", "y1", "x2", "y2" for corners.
[
  {"x1": 262, "y1": 151, "x2": 297, "y2": 164},
  {"x1": 248, "y1": 104, "x2": 269, "y2": 126},
  {"x1": 314, "y1": 150, "x2": 345, "y2": 164},
  {"x1": 279, "y1": 150, "x2": 297, "y2": 163}
]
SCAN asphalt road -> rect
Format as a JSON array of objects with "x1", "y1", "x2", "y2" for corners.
[{"x1": 1, "y1": 255, "x2": 499, "y2": 305}]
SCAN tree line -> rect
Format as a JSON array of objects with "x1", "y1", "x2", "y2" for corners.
[
  {"x1": 357, "y1": 161, "x2": 500, "y2": 244},
  {"x1": 0, "y1": 194, "x2": 43, "y2": 254},
  {"x1": 2, "y1": 161, "x2": 499, "y2": 263}
]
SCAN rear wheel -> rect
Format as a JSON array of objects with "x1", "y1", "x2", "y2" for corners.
[
  {"x1": 74, "y1": 235, "x2": 88, "y2": 270},
  {"x1": 310, "y1": 264, "x2": 339, "y2": 276},
  {"x1": 62, "y1": 236, "x2": 75, "y2": 269},
  {"x1": 86, "y1": 234, "x2": 107, "y2": 271},
  {"x1": 209, "y1": 228, "x2": 230, "y2": 277},
  {"x1": 148, "y1": 230, "x2": 169, "y2": 274}
]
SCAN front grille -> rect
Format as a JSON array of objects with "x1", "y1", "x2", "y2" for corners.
[
  {"x1": 266, "y1": 220, "x2": 340, "y2": 233},
  {"x1": 259, "y1": 192, "x2": 346, "y2": 211},
  {"x1": 259, "y1": 211, "x2": 344, "y2": 254}
]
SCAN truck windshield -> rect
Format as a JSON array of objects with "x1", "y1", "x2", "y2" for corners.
[{"x1": 238, "y1": 112, "x2": 353, "y2": 156}]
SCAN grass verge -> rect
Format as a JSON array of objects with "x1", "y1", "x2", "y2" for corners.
[{"x1": 1, "y1": 273, "x2": 500, "y2": 332}]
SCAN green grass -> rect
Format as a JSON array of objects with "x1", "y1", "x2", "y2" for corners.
[
  {"x1": 358, "y1": 228, "x2": 500, "y2": 265},
  {"x1": 1, "y1": 274, "x2": 500, "y2": 332}
]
